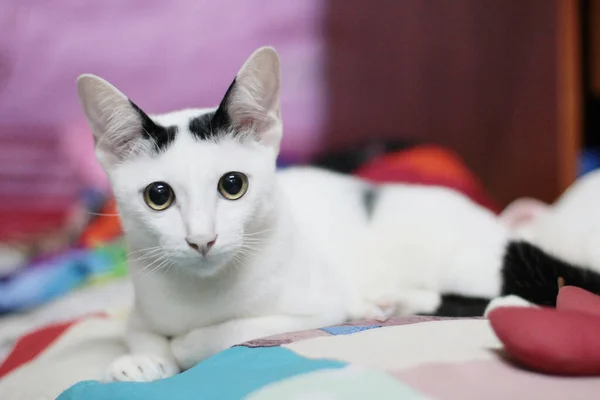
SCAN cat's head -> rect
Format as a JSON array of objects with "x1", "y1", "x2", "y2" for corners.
[{"x1": 77, "y1": 47, "x2": 282, "y2": 277}]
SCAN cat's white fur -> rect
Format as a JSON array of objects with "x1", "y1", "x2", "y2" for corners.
[
  {"x1": 77, "y1": 47, "x2": 510, "y2": 382},
  {"x1": 501, "y1": 169, "x2": 600, "y2": 271}
]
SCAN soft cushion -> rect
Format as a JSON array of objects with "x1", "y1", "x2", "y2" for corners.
[{"x1": 489, "y1": 286, "x2": 600, "y2": 376}]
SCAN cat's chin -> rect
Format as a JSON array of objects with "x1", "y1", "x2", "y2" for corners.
[{"x1": 170, "y1": 252, "x2": 235, "y2": 278}]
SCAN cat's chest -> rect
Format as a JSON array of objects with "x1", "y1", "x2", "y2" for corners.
[{"x1": 132, "y1": 271, "x2": 269, "y2": 336}]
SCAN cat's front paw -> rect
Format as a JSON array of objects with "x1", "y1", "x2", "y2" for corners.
[
  {"x1": 347, "y1": 298, "x2": 395, "y2": 322},
  {"x1": 484, "y1": 295, "x2": 537, "y2": 317},
  {"x1": 363, "y1": 297, "x2": 397, "y2": 321},
  {"x1": 104, "y1": 354, "x2": 180, "y2": 382}
]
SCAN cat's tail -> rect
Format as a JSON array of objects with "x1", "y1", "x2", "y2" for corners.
[{"x1": 500, "y1": 240, "x2": 600, "y2": 306}]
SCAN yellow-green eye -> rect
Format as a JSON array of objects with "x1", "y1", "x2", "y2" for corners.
[
  {"x1": 144, "y1": 181, "x2": 175, "y2": 211},
  {"x1": 218, "y1": 172, "x2": 248, "y2": 200}
]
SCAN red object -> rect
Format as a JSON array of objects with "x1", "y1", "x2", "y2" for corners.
[
  {"x1": 0, "y1": 320, "x2": 78, "y2": 378},
  {"x1": 556, "y1": 286, "x2": 600, "y2": 317},
  {"x1": 0, "y1": 125, "x2": 81, "y2": 241},
  {"x1": 489, "y1": 286, "x2": 600, "y2": 376},
  {"x1": 355, "y1": 145, "x2": 501, "y2": 213},
  {"x1": 0, "y1": 313, "x2": 107, "y2": 378},
  {"x1": 0, "y1": 211, "x2": 71, "y2": 242},
  {"x1": 78, "y1": 198, "x2": 123, "y2": 247}
]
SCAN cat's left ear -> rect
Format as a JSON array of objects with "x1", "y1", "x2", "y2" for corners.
[
  {"x1": 499, "y1": 198, "x2": 549, "y2": 230},
  {"x1": 216, "y1": 46, "x2": 282, "y2": 150}
]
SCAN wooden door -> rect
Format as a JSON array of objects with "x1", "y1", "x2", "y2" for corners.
[{"x1": 323, "y1": 0, "x2": 582, "y2": 206}]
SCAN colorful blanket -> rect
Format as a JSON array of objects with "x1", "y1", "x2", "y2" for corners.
[{"x1": 0, "y1": 315, "x2": 598, "y2": 399}]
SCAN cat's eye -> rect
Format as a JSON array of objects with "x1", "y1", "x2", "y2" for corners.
[
  {"x1": 144, "y1": 181, "x2": 175, "y2": 211},
  {"x1": 218, "y1": 172, "x2": 248, "y2": 200}
]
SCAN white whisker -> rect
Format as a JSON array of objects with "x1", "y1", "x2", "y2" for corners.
[
  {"x1": 243, "y1": 228, "x2": 276, "y2": 237},
  {"x1": 138, "y1": 257, "x2": 170, "y2": 281},
  {"x1": 87, "y1": 212, "x2": 121, "y2": 217},
  {"x1": 128, "y1": 248, "x2": 163, "y2": 259},
  {"x1": 127, "y1": 246, "x2": 163, "y2": 256}
]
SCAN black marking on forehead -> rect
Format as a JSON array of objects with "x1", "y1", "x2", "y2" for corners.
[
  {"x1": 188, "y1": 78, "x2": 236, "y2": 141},
  {"x1": 189, "y1": 110, "x2": 217, "y2": 140},
  {"x1": 130, "y1": 100, "x2": 178, "y2": 151},
  {"x1": 362, "y1": 184, "x2": 379, "y2": 220}
]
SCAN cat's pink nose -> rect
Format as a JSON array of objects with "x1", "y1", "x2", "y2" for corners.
[{"x1": 186, "y1": 235, "x2": 217, "y2": 256}]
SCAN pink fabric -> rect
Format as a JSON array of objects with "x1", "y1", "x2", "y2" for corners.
[
  {"x1": 395, "y1": 360, "x2": 600, "y2": 400},
  {"x1": 1, "y1": 125, "x2": 80, "y2": 212},
  {"x1": 0, "y1": 1, "x2": 326, "y2": 216}
]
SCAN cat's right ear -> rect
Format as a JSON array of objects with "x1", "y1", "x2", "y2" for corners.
[
  {"x1": 499, "y1": 198, "x2": 549, "y2": 230},
  {"x1": 77, "y1": 74, "x2": 147, "y2": 165},
  {"x1": 215, "y1": 47, "x2": 282, "y2": 151}
]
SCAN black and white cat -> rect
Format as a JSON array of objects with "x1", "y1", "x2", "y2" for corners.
[{"x1": 76, "y1": 47, "x2": 600, "y2": 382}]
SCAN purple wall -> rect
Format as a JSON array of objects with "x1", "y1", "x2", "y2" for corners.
[{"x1": 0, "y1": 1, "x2": 326, "y2": 212}]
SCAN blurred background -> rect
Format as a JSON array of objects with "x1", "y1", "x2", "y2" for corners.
[{"x1": 0, "y1": 0, "x2": 597, "y2": 324}]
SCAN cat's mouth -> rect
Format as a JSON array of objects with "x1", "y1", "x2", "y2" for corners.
[{"x1": 164, "y1": 247, "x2": 236, "y2": 276}]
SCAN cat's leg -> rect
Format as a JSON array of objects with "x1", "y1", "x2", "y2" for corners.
[
  {"x1": 350, "y1": 289, "x2": 442, "y2": 321},
  {"x1": 171, "y1": 315, "x2": 321, "y2": 370},
  {"x1": 347, "y1": 297, "x2": 397, "y2": 322},
  {"x1": 483, "y1": 295, "x2": 537, "y2": 317},
  {"x1": 393, "y1": 289, "x2": 442, "y2": 315},
  {"x1": 370, "y1": 288, "x2": 442, "y2": 319},
  {"x1": 105, "y1": 309, "x2": 180, "y2": 382}
]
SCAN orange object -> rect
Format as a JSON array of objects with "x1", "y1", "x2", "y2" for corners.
[
  {"x1": 79, "y1": 198, "x2": 122, "y2": 247},
  {"x1": 355, "y1": 145, "x2": 500, "y2": 213}
]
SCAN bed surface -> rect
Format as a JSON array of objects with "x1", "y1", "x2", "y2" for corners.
[{"x1": 1, "y1": 310, "x2": 598, "y2": 400}]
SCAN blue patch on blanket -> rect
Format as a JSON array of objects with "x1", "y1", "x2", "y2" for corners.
[
  {"x1": 57, "y1": 346, "x2": 346, "y2": 400},
  {"x1": 320, "y1": 325, "x2": 381, "y2": 335}
]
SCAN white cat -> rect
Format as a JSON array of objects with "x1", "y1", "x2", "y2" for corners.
[{"x1": 76, "y1": 47, "x2": 600, "y2": 382}]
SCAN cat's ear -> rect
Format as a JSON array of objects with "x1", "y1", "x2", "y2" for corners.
[
  {"x1": 77, "y1": 74, "x2": 150, "y2": 165},
  {"x1": 216, "y1": 47, "x2": 282, "y2": 150},
  {"x1": 499, "y1": 198, "x2": 550, "y2": 230}
]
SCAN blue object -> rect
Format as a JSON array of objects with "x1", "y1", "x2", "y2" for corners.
[
  {"x1": 0, "y1": 247, "x2": 117, "y2": 314},
  {"x1": 0, "y1": 252, "x2": 90, "y2": 313},
  {"x1": 79, "y1": 187, "x2": 110, "y2": 214},
  {"x1": 320, "y1": 325, "x2": 381, "y2": 335},
  {"x1": 578, "y1": 148, "x2": 600, "y2": 177},
  {"x1": 57, "y1": 346, "x2": 346, "y2": 400}
]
